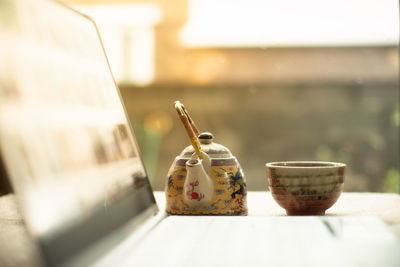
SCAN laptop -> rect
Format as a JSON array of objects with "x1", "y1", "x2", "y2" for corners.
[{"x1": 0, "y1": 0, "x2": 399, "y2": 267}]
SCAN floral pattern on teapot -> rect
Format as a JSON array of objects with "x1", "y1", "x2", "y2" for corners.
[{"x1": 165, "y1": 133, "x2": 248, "y2": 216}]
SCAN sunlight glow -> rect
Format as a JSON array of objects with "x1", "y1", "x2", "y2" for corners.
[
  {"x1": 75, "y1": 4, "x2": 162, "y2": 85},
  {"x1": 181, "y1": 0, "x2": 399, "y2": 47}
]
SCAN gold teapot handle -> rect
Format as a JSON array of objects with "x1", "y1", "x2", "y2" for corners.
[{"x1": 174, "y1": 101, "x2": 203, "y2": 160}]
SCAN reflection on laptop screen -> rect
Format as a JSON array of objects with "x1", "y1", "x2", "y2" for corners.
[{"x1": 0, "y1": 0, "x2": 156, "y2": 266}]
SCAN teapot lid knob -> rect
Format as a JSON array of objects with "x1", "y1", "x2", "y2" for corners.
[{"x1": 198, "y1": 132, "x2": 214, "y2": 144}]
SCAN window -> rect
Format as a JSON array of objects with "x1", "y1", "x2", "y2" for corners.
[{"x1": 72, "y1": 0, "x2": 399, "y2": 193}]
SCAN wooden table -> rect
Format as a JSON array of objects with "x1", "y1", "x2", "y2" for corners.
[{"x1": 1, "y1": 192, "x2": 400, "y2": 267}]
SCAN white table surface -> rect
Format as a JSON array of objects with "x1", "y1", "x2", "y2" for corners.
[
  {"x1": 154, "y1": 191, "x2": 400, "y2": 234},
  {"x1": 1, "y1": 192, "x2": 400, "y2": 267}
]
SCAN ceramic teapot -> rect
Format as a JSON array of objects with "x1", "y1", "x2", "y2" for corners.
[{"x1": 165, "y1": 132, "x2": 248, "y2": 215}]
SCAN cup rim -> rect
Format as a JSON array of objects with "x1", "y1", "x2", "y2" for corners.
[{"x1": 266, "y1": 161, "x2": 346, "y2": 168}]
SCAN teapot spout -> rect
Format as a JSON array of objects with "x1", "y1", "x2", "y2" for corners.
[
  {"x1": 183, "y1": 158, "x2": 214, "y2": 208},
  {"x1": 191, "y1": 151, "x2": 211, "y2": 175}
]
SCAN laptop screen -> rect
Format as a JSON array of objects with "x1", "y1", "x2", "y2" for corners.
[{"x1": 0, "y1": 0, "x2": 157, "y2": 266}]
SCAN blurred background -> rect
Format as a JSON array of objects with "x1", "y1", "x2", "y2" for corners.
[{"x1": 67, "y1": 0, "x2": 399, "y2": 192}]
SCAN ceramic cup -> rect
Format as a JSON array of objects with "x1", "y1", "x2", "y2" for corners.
[{"x1": 266, "y1": 161, "x2": 346, "y2": 216}]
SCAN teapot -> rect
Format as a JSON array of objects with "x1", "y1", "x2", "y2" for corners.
[{"x1": 165, "y1": 102, "x2": 248, "y2": 215}]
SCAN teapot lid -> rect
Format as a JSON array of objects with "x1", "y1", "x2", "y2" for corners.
[{"x1": 180, "y1": 132, "x2": 233, "y2": 159}]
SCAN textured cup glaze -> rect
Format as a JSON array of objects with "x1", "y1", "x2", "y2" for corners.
[{"x1": 266, "y1": 161, "x2": 345, "y2": 216}]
